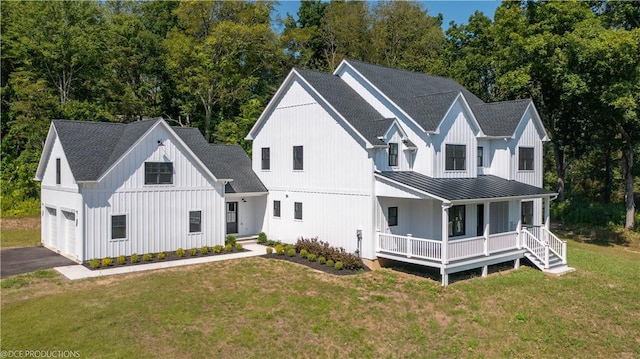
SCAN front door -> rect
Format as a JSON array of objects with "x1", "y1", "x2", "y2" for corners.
[
  {"x1": 226, "y1": 202, "x2": 238, "y2": 234},
  {"x1": 477, "y1": 204, "x2": 484, "y2": 236}
]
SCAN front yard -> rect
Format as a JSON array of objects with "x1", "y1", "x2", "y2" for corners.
[{"x1": 1, "y1": 234, "x2": 639, "y2": 358}]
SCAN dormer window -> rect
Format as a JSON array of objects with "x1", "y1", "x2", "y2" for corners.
[
  {"x1": 388, "y1": 143, "x2": 398, "y2": 167},
  {"x1": 446, "y1": 144, "x2": 466, "y2": 171},
  {"x1": 145, "y1": 162, "x2": 173, "y2": 184},
  {"x1": 519, "y1": 147, "x2": 534, "y2": 171}
]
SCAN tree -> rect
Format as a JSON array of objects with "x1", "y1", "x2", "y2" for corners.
[
  {"x1": 281, "y1": 0, "x2": 329, "y2": 70},
  {"x1": 321, "y1": 1, "x2": 371, "y2": 71}
]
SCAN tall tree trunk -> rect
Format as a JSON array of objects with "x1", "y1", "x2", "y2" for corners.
[
  {"x1": 603, "y1": 144, "x2": 612, "y2": 204},
  {"x1": 621, "y1": 143, "x2": 635, "y2": 229},
  {"x1": 553, "y1": 143, "x2": 565, "y2": 201}
]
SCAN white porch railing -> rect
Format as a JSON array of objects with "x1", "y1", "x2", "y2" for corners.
[
  {"x1": 377, "y1": 233, "x2": 442, "y2": 261},
  {"x1": 448, "y1": 236, "x2": 484, "y2": 261},
  {"x1": 487, "y1": 231, "x2": 519, "y2": 253},
  {"x1": 543, "y1": 226, "x2": 567, "y2": 265},
  {"x1": 521, "y1": 228, "x2": 549, "y2": 268}
]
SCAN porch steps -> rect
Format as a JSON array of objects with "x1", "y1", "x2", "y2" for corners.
[{"x1": 524, "y1": 252, "x2": 575, "y2": 276}]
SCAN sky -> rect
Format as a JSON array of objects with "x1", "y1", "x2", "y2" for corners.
[{"x1": 272, "y1": 1, "x2": 502, "y2": 31}]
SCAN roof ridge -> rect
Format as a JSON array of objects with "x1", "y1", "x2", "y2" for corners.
[
  {"x1": 472, "y1": 99, "x2": 532, "y2": 107},
  {"x1": 344, "y1": 59, "x2": 459, "y2": 82}
]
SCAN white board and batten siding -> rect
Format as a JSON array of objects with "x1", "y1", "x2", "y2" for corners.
[
  {"x1": 434, "y1": 100, "x2": 478, "y2": 178},
  {"x1": 253, "y1": 78, "x2": 377, "y2": 259},
  {"x1": 40, "y1": 133, "x2": 82, "y2": 261},
  {"x1": 82, "y1": 124, "x2": 225, "y2": 260}
]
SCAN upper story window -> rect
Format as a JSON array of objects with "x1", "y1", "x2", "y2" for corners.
[
  {"x1": 449, "y1": 205, "x2": 465, "y2": 237},
  {"x1": 477, "y1": 146, "x2": 484, "y2": 167},
  {"x1": 445, "y1": 144, "x2": 466, "y2": 171},
  {"x1": 519, "y1": 147, "x2": 534, "y2": 171},
  {"x1": 293, "y1": 146, "x2": 303, "y2": 170},
  {"x1": 388, "y1": 143, "x2": 398, "y2": 167},
  {"x1": 145, "y1": 162, "x2": 173, "y2": 185},
  {"x1": 56, "y1": 158, "x2": 61, "y2": 184},
  {"x1": 261, "y1": 147, "x2": 270, "y2": 170}
]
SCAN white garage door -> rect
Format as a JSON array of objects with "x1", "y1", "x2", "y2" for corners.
[
  {"x1": 46, "y1": 207, "x2": 57, "y2": 248},
  {"x1": 62, "y1": 210, "x2": 75, "y2": 256}
]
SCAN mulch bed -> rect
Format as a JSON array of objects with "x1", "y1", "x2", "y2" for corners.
[
  {"x1": 82, "y1": 248, "x2": 249, "y2": 270},
  {"x1": 261, "y1": 253, "x2": 370, "y2": 276}
]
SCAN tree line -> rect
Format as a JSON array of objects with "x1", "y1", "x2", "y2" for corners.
[{"x1": 1, "y1": 0, "x2": 638, "y2": 229}]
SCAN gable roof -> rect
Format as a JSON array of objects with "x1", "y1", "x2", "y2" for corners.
[
  {"x1": 376, "y1": 171, "x2": 555, "y2": 203},
  {"x1": 42, "y1": 119, "x2": 266, "y2": 193},
  {"x1": 471, "y1": 99, "x2": 532, "y2": 137},
  {"x1": 294, "y1": 68, "x2": 392, "y2": 146}
]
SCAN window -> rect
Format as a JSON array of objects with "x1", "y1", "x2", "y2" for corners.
[
  {"x1": 261, "y1": 147, "x2": 270, "y2": 170},
  {"x1": 273, "y1": 200, "x2": 281, "y2": 218},
  {"x1": 446, "y1": 144, "x2": 466, "y2": 171},
  {"x1": 145, "y1": 162, "x2": 173, "y2": 184},
  {"x1": 293, "y1": 146, "x2": 303, "y2": 170},
  {"x1": 56, "y1": 158, "x2": 61, "y2": 184},
  {"x1": 449, "y1": 205, "x2": 465, "y2": 237},
  {"x1": 519, "y1": 147, "x2": 534, "y2": 170},
  {"x1": 388, "y1": 207, "x2": 398, "y2": 226},
  {"x1": 111, "y1": 215, "x2": 126, "y2": 240},
  {"x1": 189, "y1": 211, "x2": 202, "y2": 233},
  {"x1": 388, "y1": 143, "x2": 398, "y2": 167},
  {"x1": 521, "y1": 201, "x2": 534, "y2": 226},
  {"x1": 294, "y1": 202, "x2": 302, "y2": 220},
  {"x1": 477, "y1": 146, "x2": 484, "y2": 167}
]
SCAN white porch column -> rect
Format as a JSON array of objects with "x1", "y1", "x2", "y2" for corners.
[
  {"x1": 483, "y1": 201, "x2": 490, "y2": 256},
  {"x1": 441, "y1": 203, "x2": 451, "y2": 264},
  {"x1": 516, "y1": 199, "x2": 523, "y2": 249},
  {"x1": 544, "y1": 197, "x2": 550, "y2": 231}
]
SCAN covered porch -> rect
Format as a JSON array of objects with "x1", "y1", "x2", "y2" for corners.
[{"x1": 374, "y1": 171, "x2": 570, "y2": 285}]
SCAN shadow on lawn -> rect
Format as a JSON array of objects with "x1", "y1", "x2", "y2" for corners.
[{"x1": 551, "y1": 223, "x2": 634, "y2": 248}]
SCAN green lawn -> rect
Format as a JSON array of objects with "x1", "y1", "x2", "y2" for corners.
[
  {"x1": 1, "y1": 240, "x2": 639, "y2": 358},
  {"x1": 0, "y1": 229, "x2": 40, "y2": 248}
]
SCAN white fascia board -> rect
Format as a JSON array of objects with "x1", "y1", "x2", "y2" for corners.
[
  {"x1": 374, "y1": 173, "x2": 451, "y2": 204},
  {"x1": 435, "y1": 92, "x2": 485, "y2": 137},
  {"x1": 383, "y1": 119, "x2": 409, "y2": 139},
  {"x1": 525, "y1": 102, "x2": 550, "y2": 141},
  {"x1": 96, "y1": 119, "x2": 220, "y2": 183},
  {"x1": 34, "y1": 122, "x2": 57, "y2": 181},
  {"x1": 450, "y1": 192, "x2": 558, "y2": 205},
  {"x1": 334, "y1": 60, "x2": 426, "y2": 133},
  {"x1": 225, "y1": 191, "x2": 268, "y2": 198},
  {"x1": 246, "y1": 69, "x2": 297, "y2": 141}
]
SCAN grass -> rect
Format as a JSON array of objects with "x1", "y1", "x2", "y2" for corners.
[
  {"x1": 2, "y1": 237, "x2": 639, "y2": 358},
  {"x1": 1, "y1": 215, "x2": 40, "y2": 248}
]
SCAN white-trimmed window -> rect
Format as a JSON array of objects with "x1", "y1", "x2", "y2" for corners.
[
  {"x1": 519, "y1": 147, "x2": 534, "y2": 171},
  {"x1": 388, "y1": 207, "x2": 398, "y2": 226},
  {"x1": 449, "y1": 205, "x2": 465, "y2": 237},
  {"x1": 293, "y1": 146, "x2": 303, "y2": 170},
  {"x1": 189, "y1": 210, "x2": 202, "y2": 233},
  {"x1": 477, "y1": 146, "x2": 484, "y2": 167},
  {"x1": 521, "y1": 201, "x2": 534, "y2": 225},
  {"x1": 111, "y1": 215, "x2": 127, "y2": 240},
  {"x1": 56, "y1": 158, "x2": 61, "y2": 184},
  {"x1": 261, "y1": 148, "x2": 270, "y2": 170},
  {"x1": 145, "y1": 162, "x2": 173, "y2": 184},
  {"x1": 388, "y1": 143, "x2": 398, "y2": 167},
  {"x1": 446, "y1": 144, "x2": 466, "y2": 171},
  {"x1": 294, "y1": 202, "x2": 302, "y2": 220},
  {"x1": 273, "y1": 200, "x2": 281, "y2": 218}
]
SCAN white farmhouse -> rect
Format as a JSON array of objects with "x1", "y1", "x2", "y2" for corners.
[
  {"x1": 247, "y1": 60, "x2": 573, "y2": 285},
  {"x1": 35, "y1": 118, "x2": 266, "y2": 262}
]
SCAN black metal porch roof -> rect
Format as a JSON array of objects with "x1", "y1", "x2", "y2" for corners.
[{"x1": 376, "y1": 171, "x2": 555, "y2": 202}]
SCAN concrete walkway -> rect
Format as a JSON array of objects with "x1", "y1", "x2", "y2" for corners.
[{"x1": 55, "y1": 243, "x2": 267, "y2": 280}]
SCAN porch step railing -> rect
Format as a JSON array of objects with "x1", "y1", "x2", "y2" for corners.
[
  {"x1": 522, "y1": 226, "x2": 568, "y2": 267},
  {"x1": 521, "y1": 228, "x2": 548, "y2": 268}
]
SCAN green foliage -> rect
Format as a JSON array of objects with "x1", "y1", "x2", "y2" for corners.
[
  {"x1": 89, "y1": 259, "x2": 101, "y2": 269},
  {"x1": 176, "y1": 248, "x2": 186, "y2": 257},
  {"x1": 224, "y1": 244, "x2": 233, "y2": 253},
  {"x1": 275, "y1": 244, "x2": 285, "y2": 255},
  {"x1": 116, "y1": 255, "x2": 126, "y2": 265},
  {"x1": 552, "y1": 200, "x2": 628, "y2": 227},
  {"x1": 300, "y1": 249, "x2": 309, "y2": 259},
  {"x1": 156, "y1": 252, "x2": 166, "y2": 260},
  {"x1": 101, "y1": 258, "x2": 113, "y2": 267},
  {"x1": 326, "y1": 259, "x2": 335, "y2": 268},
  {"x1": 334, "y1": 261, "x2": 343, "y2": 270},
  {"x1": 294, "y1": 237, "x2": 364, "y2": 270},
  {"x1": 142, "y1": 253, "x2": 153, "y2": 262},
  {"x1": 130, "y1": 254, "x2": 139, "y2": 263},
  {"x1": 287, "y1": 248, "x2": 296, "y2": 257},
  {"x1": 213, "y1": 245, "x2": 223, "y2": 254},
  {"x1": 1, "y1": 277, "x2": 28, "y2": 289},
  {"x1": 318, "y1": 256, "x2": 326, "y2": 265},
  {"x1": 201, "y1": 246, "x2": 210, "y2": 255},
  {"x1": 225, "y1": 235, "x2": 237, "y2": 247},
  {"x1": 257, "y1": 232, "x2": 268, "y2": 244},
  {"x1": 307, "y1": 253, "x2": 317, "y2": 262},
  {"x1": 266, "y1": 247, "x2": 273, "y2": 255},
  {"x1": 235, "y1": 243, "x2": 243, "y2": 251},
  {"x1": 189, "y1": 248, "x2": 198, "y2": 256}
]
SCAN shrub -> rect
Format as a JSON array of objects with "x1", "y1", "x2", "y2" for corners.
[
  {"x1": 287, "y1": 248, "x2": 296, "y2": 257},
  {"x1": 116, "y1": 255, "x2": 126, "y2": 265},
  {"x1": 89, "y1": 259, "x2": 100, "y2": 269},
  {"x1": 275, "y1": 244, "x2": 284, "y2": 255},
  {"x1": 266, "y1": 247, "x2": 273, "y2": 254},
  {"x1": 157, "y1": 252, "x2": 166, "y2": 260},
  {"x1": 294, "y1": 237, "x2": 364, "y2": 270},
  {"x1": 335, "y1": 261, "x2": 344, "y2": 270},
  {"x1": 176, "y1": 248, "x2": 186, "y2": 257},
  {"x1": 201, "y1": 246, "x2": 210, "y2": 254},
  {"x1": 300, "y1": 249, "x2": 309, "y2": 259},
  {"x1": 307, "y1": 253, "x2": 317, "y2": 262},
  {"x1": 258, "y1": 232, "x2": 268, "y2": 244},
  {"x1": 318, "y1": 256, "x2": 326, "y2": 265},
  {"x1": 326, "y1": 259, "x2": 335, "y2": 268},
  {"x1": 224, "y1": 244, "x2": 233, "y2": 252},
  {"x1": 284, "y1": 244, "x2": 295, "y2": 253},
  {"x1": 130, "y1": 253, "x2": 139, "y2": 263},
  {"x1": 225, "y1": 235, "x2": 237, "y2": 247},
  {"x1": 213, "y1": 245, "x2": 223, "y2": 254},
  {"x1": 142, "y1": 253, "x2": 153, "y2": 262},
  {"x1": 101, "y1": 257, "x2": 113, "y2": 267},
  {"x1": 189, "y1": 248, "x2": 198, "y2": 256},
  {"x1": 235, "y1": 243, "x2": 243, "y2": 251}
]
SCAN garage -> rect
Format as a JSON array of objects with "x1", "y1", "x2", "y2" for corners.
[{"x1": 62, "y1": 210, "x2": 76, "y2": 256}]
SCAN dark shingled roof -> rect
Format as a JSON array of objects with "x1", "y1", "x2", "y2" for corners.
[
  {"x1": 295, "y1": 68, "x2": 392, "y2": 146},
  {"x1": 52, "y1": 119, "x2": 266, "y2": 193},
  {"x1": 472, "y1": 99, "x2": 532, "y2": 137},
  {"x1": 376, "y1": 171, "x2": 554, "y2": 202}
]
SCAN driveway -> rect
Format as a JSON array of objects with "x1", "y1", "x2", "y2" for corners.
[{"x1": 1, "y1": 247, "x2": 77, "y2": 279}]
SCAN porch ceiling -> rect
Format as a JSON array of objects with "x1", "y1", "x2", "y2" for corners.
[{"x1": 375, "y1": 171, "x2": 555, "y2": 202}]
